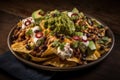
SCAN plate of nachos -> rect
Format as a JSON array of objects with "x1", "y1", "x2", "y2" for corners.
[{"x1": 8, "y1": 8, "x2": 114, "y2": 71}]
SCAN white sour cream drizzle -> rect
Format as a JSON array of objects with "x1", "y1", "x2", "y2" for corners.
[
  {"x1": 21, "y1": 17, "x2": 41, "y2": 44},
  {"x1": 82, "y1": 35, "x2": 89, "y2": 46},
  {"x1": 57, "y1": 43, "x2": 73, "y2": 59},
  {"x1": 68, "y1": 12, "x2": 73, "y2": 17},
  {"x1": 22, "y1": 17, "x2": 34, "y2": 29},
  {"x1": 31, "y1": 26, "x2": 40, "y2": 43}
]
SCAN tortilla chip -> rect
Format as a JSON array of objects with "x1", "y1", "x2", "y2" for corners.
[
  {"x1": 40, "y1": 20, "x2": 45, "y2": 30},
  {"x1": 43, "y1": 57, "x2": 77, "y2": 67},
  {"x1": 17, "y1": 20, "x2": 22, "y2": 27},
  {"x1": 41, "y1": 45, "x2": 57, "y2": 57},
  {"x1": 85, "y1": 50, "x2": 101, "y2": 60},
  {"x1": 28, "y1": 54, "x2": 55, "y2": 62},
  {"x1": 95, "y1": 42, "x2": 100, "y2": 50},
  {"x1": 66, "y1": 57, "x2": 81, "y2": 64},
  {"x1": 94, "y1": 50, "x2": 101, "y2": 58},
  {"x1": 64, "y1": 38, "x2": 72, "y2": 43},
  {"x1": 11, "y1": 42, "x2": 31, "y2": 53}
]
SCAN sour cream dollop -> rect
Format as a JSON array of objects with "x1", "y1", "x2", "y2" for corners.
[
  {"x1": 68, "y1": 12, "x2": 73, "y2": 17},
  {"x1": 82, "y1": 35, "x2": 89, "y2": 46},
  {"x1": 22, "y1": 17, "x2": 34, "y2": 29},
  {"x1": 57, "y1": 43, "x2": 73, "y2": 59},
  {"x1": 31, "y1": 26, "x2": 40, "y2": 43}
]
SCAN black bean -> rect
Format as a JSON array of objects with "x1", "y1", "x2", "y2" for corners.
[
  {"x1": 11, "y1": 35, "x2": 18, "y2": 40},
  {"x1": 16, "y1": 27, "x2": 21, "y2": 31},
  {"x1": 26, "y1": 45, "x2": 31, "y2": 50},
  {"x1": 55, "y1": 33, "x2": 60, "y2": 38},
  {"x1": 43, "y1": 36, "x2": 47, "y2": 40},
  {"x1": 60, "y1": 35, "x2": 64, "y2": 40},
  {"x1": 86, "y1": 33, "x2": 91, "y2": 37},
  {"x1": 34, "y1": 46, "x2": 39, "y2": 51},
  {"x1": 25, "y1": 54, "x2": 31, "y2": 60},
  {"x1": 21, "y1": 34, "x2": 26, "y2": 40},
  {"x1": 81, "y1": 53, "x2": 87, "y2": 61},
  {"x1": 50, "y1": 25, "x2": 55, "y2": 30},
  {"x1": 100, "y1": 46, "x2": 104, "y2": 50},
  {"x1": 42, "y1": 45, "x2": 48, "y2": 51},
  {"x1": 82, "y1": 53, "x2": 87, "y2": 58}
]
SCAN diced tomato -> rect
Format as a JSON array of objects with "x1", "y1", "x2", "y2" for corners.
[{"x1": 35, "y1": 32, "x2": 43, "y2": 38}]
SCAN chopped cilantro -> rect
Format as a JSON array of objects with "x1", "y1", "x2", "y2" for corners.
[
  {"x1": 72, "y1": 41, "x2": 79, "y2": 48},
  {"x1": 51, "y1": 40, "x2": 60, "y2": 47},
  {"x1": 26, "y1": 29, "x2": 33, "y2": 36},
  {"x1": 36, "y1": 38, "x2": 44, "y2": 46},
  {"x1": 60, "y1": 43, "x2": 65, "y2": 50}
]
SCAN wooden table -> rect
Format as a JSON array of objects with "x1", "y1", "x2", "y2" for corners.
[{"x1": 0, "y1": 0, "x2": 120, "y2": 80}]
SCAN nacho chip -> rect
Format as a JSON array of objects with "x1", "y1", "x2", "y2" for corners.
[
  {"x1": 95, "y1": 42, "x2": 101, "y2": 50},
  {"x1": 41, "y1": 45, "x2": 57, "y2": 57},
  {"x1": 43, "y1": 57, "x2": 77, "y2": 67},
  {"x1": 28, "y1": 54, "x2": 55, "y2": 62},
  {"x1": 17, "y1": 20, "x2": 22, "y2": 27},
  {"x1": 11, "y1": 42, "x2": 32, "y2": 53},
  {"x1": 85, "y1": 50, "x2": 101, "y2": 60},
  {"x1": 66, "y1": 57, "x2": 81, "y2": 64},
  {"x1": 40, "y1": 20, "x2": 45, "y2": 30}
]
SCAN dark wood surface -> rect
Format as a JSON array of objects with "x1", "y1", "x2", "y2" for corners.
[{"x1": 0, "y1": 0, "x2": 120, "y2": 80}]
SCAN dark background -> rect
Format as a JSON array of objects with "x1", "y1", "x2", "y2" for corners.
[{"x1": 0, "y1": 0, "x2": 120, "y2": 80}]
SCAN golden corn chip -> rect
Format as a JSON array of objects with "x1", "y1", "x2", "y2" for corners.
[
  {"x1": 64, "y1": 38, "x2": 72, "y2": 43},
  {"x1": 101, "y1": 29, "x2": 105, "y2": 36},
  {"x1": 43, "y1": 57, "x2": 77, "y2": 67},
  {"x1": 99, "y1": 48, "x2": 110, "y2": 54},
  {"x1": 85, "y1": 50, "x2": 101, "y2": 61},
  {"x1": 66, "y1": 57, "x2": 81, "y2": 64},
  {"x1": 40, "y1": 20, "x2": 45, "y2": 30},
  {"x1": 28, "y1": 54, "x2": 55, "y2": 62},
  {"x1": 41, "y1": 45, "x2": 57, "y2": 57},
  {"x1": 17, "y1": 20, "x2": 22, "y2": 27},
  {"x1": 11, "y1": 42, "x2": 31, "y2": 54},
  {"x1": 94, "y1": 50, "x2": 101, "y2": 58},
  {"x1": 47, "y1": 36, "x2": 57, "y2": 45},
  {"x1": 95, "y1": 42, "x2": 101, "y2": 50}
]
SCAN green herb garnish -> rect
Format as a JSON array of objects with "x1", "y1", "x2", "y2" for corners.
[
  {"x1": 26, "y1": 29, "x2": 33, "y2": 36},
  {"x1": 60, "y1": 43, "x2": 65, "y2": 50},
  {"x1": 36, "y1": 38, "x2": 44, "y2": 46},
  {"x1": 72, "y1": 41, "x2": 79, "y2": 48},
  {"x1": 51, "y1": 40, "x2": 60, "y2": 47}
]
